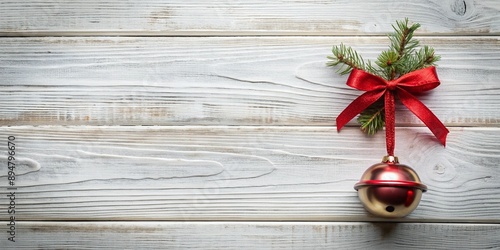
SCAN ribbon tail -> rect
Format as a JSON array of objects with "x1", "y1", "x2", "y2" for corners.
[
  {"x1": 397, "y1": 89, "x2": 449, "y2": 146},
  {"x1": 336, "y1": 90, "x2": 385, "y2": 131},
  {"x1": 384, "y1": 91, "x2": 395, "y2": 156}
]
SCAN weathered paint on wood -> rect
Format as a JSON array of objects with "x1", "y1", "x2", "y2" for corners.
[
  {"x1": 1, "y1": 126, "x2": 499, "y2": 222},
  {"x1": 1, "y1": 0, "x2": 499, "y2": 248},
  {"x1": 0, "y1": 0, "x2": 499, "y2": 36},
  {"x1": 1, "y1": 222, "x2": 499, "y2": 249},
  {"x1": 0, "y1": 37, "x2": 498, "y2": 126}
]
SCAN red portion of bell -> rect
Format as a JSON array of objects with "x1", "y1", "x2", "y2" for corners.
[
  {"x1": 354, "y1": 156, "x2": 427, "y2": 218},
  {"x1": 373, "y1": 186, "x2": 413, "y2": 205}
]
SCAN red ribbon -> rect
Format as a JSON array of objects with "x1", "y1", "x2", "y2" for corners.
[{"x1": 336, "y1": 66, "x2": 449, "y2": 156}]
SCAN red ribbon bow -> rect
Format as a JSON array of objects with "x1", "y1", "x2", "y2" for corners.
[{"x1": 336, "y1": 66, "x2": 449, "y2": 156}]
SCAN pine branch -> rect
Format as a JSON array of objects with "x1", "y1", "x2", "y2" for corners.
[
  {"x1": 375, "y1": 50, "x2": 399, "y2": 80},
  {"x1": 386, "y1": 18, "x2": 421, "y2": 79},
  {"x1": 418, "y1": 45, "x2": 440, "y2": 67},
  {"x1": 327, "y1": 43, "x2": 368, "y2": 75},
  {"x1": 389, "y1": 18, "x2": 421, "y2": 60},
  {"x1": 397, "y1": 46, "x2": 440, "y2": 75},
  {"x1": 357, "y1": 101, "x2": 385, "y2": 135}
]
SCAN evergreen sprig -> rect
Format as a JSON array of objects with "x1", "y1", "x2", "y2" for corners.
[
  {"x1": 328, "y1": 18, "x2": 440, "y2": 135},
  {"x1": 389, "y1": 19, "x2": 421, "y2": 60},
  {"x1": 327, "y1": 43, "x2": 369, "y2": 75},
  {"x1": 357, "y1": 102, "x2": 385, "y2": 135}
]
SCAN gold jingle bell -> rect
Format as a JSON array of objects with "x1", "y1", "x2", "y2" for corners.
[{"x1": 354, "y1": 156, "x2": 427, "y2": 218}]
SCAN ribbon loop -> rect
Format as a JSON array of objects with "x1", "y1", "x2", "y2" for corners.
[
  {"x1": 346, "y1": 68, "x2": 387, "y2": 91},
  {"x1": 336, "y1": 66, "x2": 449, "y2": 154},
  {"x1": 336, "y1": 89, "x2": 385, "y2": 132}
]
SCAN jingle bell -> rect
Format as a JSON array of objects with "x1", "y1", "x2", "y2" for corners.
[{"x1": 354, "y1": 156, "x2": 427, "y2": 218}]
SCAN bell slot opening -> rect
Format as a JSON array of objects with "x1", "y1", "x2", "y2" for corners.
[{"x1": 385, "y1": 206, "x2": 395, "y2": 212}]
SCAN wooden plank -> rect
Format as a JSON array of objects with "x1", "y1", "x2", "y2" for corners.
[
  {"x1": 0, "y1": 37, "x2": 498, "y2": 126},
  {"x1": 1, "y1": 221, "x2": 499, "y2": 249},
  {"x1": 1, "y1": 126, "x2": 499, "y2": 222},
  {"x1": 0, "y1": 0, "x2": 499, "y2": 36}
]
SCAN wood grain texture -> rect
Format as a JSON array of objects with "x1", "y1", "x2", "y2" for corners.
[
  {"x1": 1, "y1": 126, "x2": 499, "y2": 222},
  {"x1": 1, "y1": 222, "x2": 499, "y2": 249},
  {"x1": 1, "y1": 0, "x2": 499, "y2": 247},
  {"x1": 0, "y1": 37, "x2": 498, "y2": 126},
  {"x1": 0, "y1": 0, "x2": 499, "y2": 36}
]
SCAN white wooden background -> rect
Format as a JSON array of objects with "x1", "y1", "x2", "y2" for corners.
[{"x1": 0, "y1": 0, "x2": 499, "y2": 249}]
